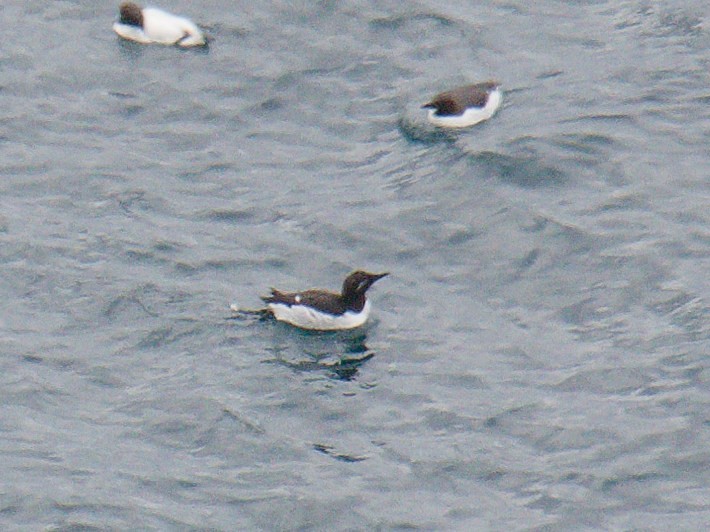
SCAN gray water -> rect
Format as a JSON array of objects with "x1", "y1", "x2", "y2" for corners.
[{"x1": 1, "y1": 1, "x2": 709, "y2": 530}]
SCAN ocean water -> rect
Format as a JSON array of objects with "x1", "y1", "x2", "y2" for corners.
[{"x1": 1, "y1": 0, "x2": 708, "y2": 529}]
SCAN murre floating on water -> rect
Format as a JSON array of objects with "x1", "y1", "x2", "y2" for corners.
[
  {"x1": 422, "y1": 81, "x2": 502, "y2": 128},
  {"x1": 260, "y1": 270, "x2": 389, "y2": 331},
  {"x1": 112, "y1": 2, "x2": 206, "y2": 47}
]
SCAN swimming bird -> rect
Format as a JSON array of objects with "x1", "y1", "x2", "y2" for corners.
[
  {"x1": 112, "y1": 2, "x2": 206, "y2": 47},
  {"x1": 261, "y1": 271, "x2": 388, "y2": 331},
  {"x1": 422, "y1": 81, "x2": 502, "y2": 128}
]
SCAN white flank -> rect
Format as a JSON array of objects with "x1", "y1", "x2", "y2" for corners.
[
  {"x1": 427, "y1": 88, "x2": 502, "y2": 128},
  {"x1": 113, "y1": 7, "x2": 205, "y2": 46},
  {"x1": 268, "y1": 300, "x2": 371, "y2": 331}
]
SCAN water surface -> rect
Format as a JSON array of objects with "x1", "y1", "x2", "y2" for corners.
[{"x1": 1, "y1": 1, "x2": 708, "y2": 529}]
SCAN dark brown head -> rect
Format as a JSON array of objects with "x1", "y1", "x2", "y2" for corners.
[
  {"x1": 119, "y1": 2, "x2": 143, "y2": 27},
  {"x1": 422, "y1": 82, "x2": 500, "y2": 117},
  {"x1": 341, "y1": 271, "x2": 388, "y2": 306}
]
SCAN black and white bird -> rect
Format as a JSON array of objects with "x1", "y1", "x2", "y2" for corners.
[
  {"x1": 112, "y1": 2, "x2": 206, "y2": 47},
  {"x1": 261, "y1": 271, "x2": 388, "y2": 331},
  {"x1": 422, "y1": 81, "x2": 502, "y2": 128}
]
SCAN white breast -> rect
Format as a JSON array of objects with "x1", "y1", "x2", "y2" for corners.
[
  {"x1": 268, "y1": 300, "x2": 371, "y2": 331},
  {"x1": 113, "y1": 7, "x2": 205, "y2": 47},
  {"x1": 427, "y1": 88, "x2": 502, "y2": 128}
]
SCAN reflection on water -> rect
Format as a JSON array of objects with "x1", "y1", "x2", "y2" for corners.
[
  {"x1": 264, "y1": 329, "x2": 375, "y2": 381},
  {"x1": 227, "y1": 310, "x2": 376, "y2": 380}
]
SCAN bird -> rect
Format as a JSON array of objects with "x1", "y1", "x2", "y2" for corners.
[
  {"x1": 422, "y1": 81, "x2": 502, "y2": 128},
  {"x1": 112, "y1": 2, "x2": 206, "y2": 47},
  {"x1": 261, "y1": 271, "x2": 389, "y2": 330}
]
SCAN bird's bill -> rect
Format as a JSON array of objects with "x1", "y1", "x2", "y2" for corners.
[{"x1": 371, "y1": 272, "x2": 389, "y2": 282}]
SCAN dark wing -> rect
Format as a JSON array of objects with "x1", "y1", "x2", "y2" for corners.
[
  {"x1": 428, "y1": 94, "x2": 466, "y2": 116},
  {"x1": 262, "y1": 289, "x2": 347, "y2": 315},
  {"x1": 432, "y1": 82, "x2": 498, "y2": 115},
  {"x1": 456, "y1": 81, "x2": 498, "y2": 107},
  {"x1": 262, "y1": 288, "x2": 298, "y2": 306}
]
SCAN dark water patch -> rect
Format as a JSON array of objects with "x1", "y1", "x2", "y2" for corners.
[
  {"x1": 397, "y1": 115, "x2": 459, "y2": 144},
  {"x1": 177, "y1": 163, "x2": 236, "y2": 182},
  {"x1": 205, "y1": 258, "x2": 252, "y2": 272},
  {"x1": 135, "y1": 326, "x2": 181, "y2": 350},
  {"x1": 369, "y1": 12, "x2": 456, "y2": 31},
  {"x1": 657, "y1": 237, "x2": 710, "y2": 261},
  {"x1": 526, "y1": 494, "x2": 563, "y2": 511},
  {"x1": 116, "y1": 103, "x2": 144, "y2": 119},
  {"x1": 561, "y1": 113, "x2": 637, "y2": 126},
  {"x1": 536, "y1": 70, "x2": 564, "y2": 80},
  {"x1": 592, "y1": 192, "x2": 648, "y2": 214},
  {"x1": 551, "y1": 132, "x2": 618, "y2": 158},
  {"x1": 0, "y1": 503, "x2": 19, "y2": 516},
  {"x1": 46, "y1": 523, "x2": 105, "y2": 532},
  {"x1": 152, "y1": 240, "x2": 182, "y2": 253},
  {"x1": 175, "y1": 258, "x2": 255, "y2": 276},
  {"x1": 515, "y1": 248, "x2": 541, "y2": 272},
  {"x1": 423, "y1": 408, "x2": 477, "y2": 432},
  {"x1": 445, "y1": 225, "x2": 480, "y2": 246},
  {"x1": 367, "y1": 10, "x2": 477, "y2": 63},
  {"x1": 272, "y1": 67, "x2": 342, "y2": 93},
  {"x1": 600, "y1": 471, "x2": 666, "y2": 492},
  {"x1": 123, "y1": 248, "x2": 167, "y2": 265},
  {"x1": 107, "y1": 91, "x2": 137, "y2": 100},
  {"x1": 636, "y1": 381, "x2": 690, "y2": 397},
  {"x1": 659, "y1": 352, "x2": 706, "y2": 370},
  {"x1": 495, "y1": 347, "x2": 548, "y2": 370},
  {"x1": 110, "y1": 190, "x2": 162, "y2": 216},
  {"x1": 253, "y1": 97, "x2": 284, "y2": 113},
  {"x1": 656, "y1": 11, "x2": 703, "y2": 37},
  {"x1": 473, "y1": 151, "x2": 567, "y2": 188},
  {"x1": 557, "y1": 296, "x2": 614, "y2": 328},
  {"x1": 520, "y1": 215, "x2": 549, "y2": 234},
  {"x1": 553, "y1": 368, "x2": 651, "y2": 395},
  {"x1": 482, "y1": 404, "x2": 539, "y2": 430},
  {"x1": 552, "y1": 34, "x2": 606, "y2": 49},
  {"x1": 536, "y1": 427, "x2": 618, "y2": 453},
  {"x1": 103, "y1": 287, "x2": 162, "y2": 320},
  {"x1": 660, "y1": 450, "x2": 710, "y2": 479},
  {"x1": 611, "y1": 3, "x2": 654, "y2": 31},
  {"x1": 649, "y1": 290, "x2": 701, "y2": 317},
  {"x1": 426, "y1": 373, "x2": 487, "y2": 390},
  {"x1": 202, "y1": 23, "x2": 250, "y2": 40},
  {"x1": 103, "y1": 286, "x2": 198, "y2": 330},
  {"x1": 198, "y1": 208, "x2": 255, "y2": 224},
  {"x1": 83, "y1": 366, "x2": 127, "y2": 389},
  {"x1": 623, "y1": 89, "x2": 675, "y2": 106},
  {"x1": 220, "y1": 408, "x2": 266, "y2": 435},
  {"x1": 692, "y1": 94, "x2": 710, "y2": 104},
  {"x1": 313, "y1": 443, "x2": 367, "y2": 462},
  {"x1": 225, "y1": 307, "x2": 273, "y2": 329},
  {"x1": 647, "y1": 291, "x2": 707, "y2": 340}
]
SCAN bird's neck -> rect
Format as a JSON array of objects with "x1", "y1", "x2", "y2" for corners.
[{"x1": 342, "y1": 291, "x2": 366, "y2": 312}]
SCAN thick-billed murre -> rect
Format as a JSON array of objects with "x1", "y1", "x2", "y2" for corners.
[
  {"x1": 261, "y1": 271, "x2": 388, "y2": 331},
  {"x1": 422, "y1": 81, "x2": 502, "y2": 128},
  {"x1": 112, "y1": 2, "x2": 206, "y2": 47}
]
